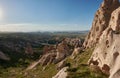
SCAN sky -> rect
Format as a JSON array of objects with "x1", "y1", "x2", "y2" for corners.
[{"x1": 0, "y1": 0, "x2": 103, "y2": 32}]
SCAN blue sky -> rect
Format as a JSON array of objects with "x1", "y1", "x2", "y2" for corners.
[{"x1": 0, "y1": 0, "x2": 103, "y2": 32}]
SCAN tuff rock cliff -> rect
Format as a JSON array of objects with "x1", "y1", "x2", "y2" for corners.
[
  {"x1": 86, "y1": 0, "x2": 120, "y2": 78},
  {"x1": 83, "y1": 0, "x2": 119, "y2": 48}
]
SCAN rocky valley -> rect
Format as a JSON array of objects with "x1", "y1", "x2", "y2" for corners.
[{"x1": 1, "y1": 0, "x2": 120, "y2": 78}]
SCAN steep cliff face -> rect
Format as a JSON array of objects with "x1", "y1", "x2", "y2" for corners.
[
  {"x1": 87, "y1": 0, "x2": 120, "y2": 78},
  {"x1": 83, "y1": 0, "x2": 119, "y2": 48}
]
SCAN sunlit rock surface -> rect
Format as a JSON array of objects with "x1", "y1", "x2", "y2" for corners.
[
  {"x1": 52, "y1": 67, "x2": 68, "y2": 78},
  {"x1": 88, "y1": 0, "x2": 120, "y2": 78},
  {"x1": 83, "y1": 0, "x2": 119, "y2": 49}
]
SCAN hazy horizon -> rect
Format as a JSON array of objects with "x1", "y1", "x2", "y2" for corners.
[{"x1": 0, "y1": 0, "x2": 102, "y2": 32}]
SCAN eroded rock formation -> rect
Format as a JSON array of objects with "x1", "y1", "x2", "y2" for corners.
[
  {"x1": 71, "y1": 47, "x2": 82, "y2": 59},
  {"x1": 87, "y1": 0, "x2": 120, "y2": 78},
  {"x1": 52, "y1": 67, "x2": 68, "y2": 78},
  {"x1": 83, "y1": 0, "x2": 119, "y2": 48},
  {"x1": 40, "y1": 38, "x2": 82, "y2": 66},
  {"x1": 27, "y1": 38, "x2": 82, "y2": 70}
]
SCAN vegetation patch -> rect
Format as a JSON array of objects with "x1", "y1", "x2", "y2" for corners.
[{"x1": 66, "y1": 48, "x2": 108, "y2": 78}]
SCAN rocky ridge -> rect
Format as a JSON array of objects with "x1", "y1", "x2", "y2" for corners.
[{"x1": 27, "y1": 38, "x2": 82, "y2": 70}]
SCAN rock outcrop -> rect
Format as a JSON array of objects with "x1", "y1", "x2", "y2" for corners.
[
  {"x1": 83, "y1": 0, "x2": 119, "y2": 48},
  {"x1": 71, "y1": 47, "x2": 82, "y2": 59},
  {"x1": 64, "y1": 38, "x2": 82, "y2": 47},
  {"x1": 27, "y1": 38, "x2": 83, "y2": 70},
  {"x1": 52, "y1": 67, "x2": 68, "y2": 78},
  {"x1": 55, "y1": 40, "x2": 71, "y2": 63},
  {"x1": 56, "y1": 59, "x2": 67, "y2": 70},
  {"x1": 87, "y1": 0, "x2": 120, "y2": 78},
  {"x1": 40, "y1": 38, "x2": 82, "y2": 66}
]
